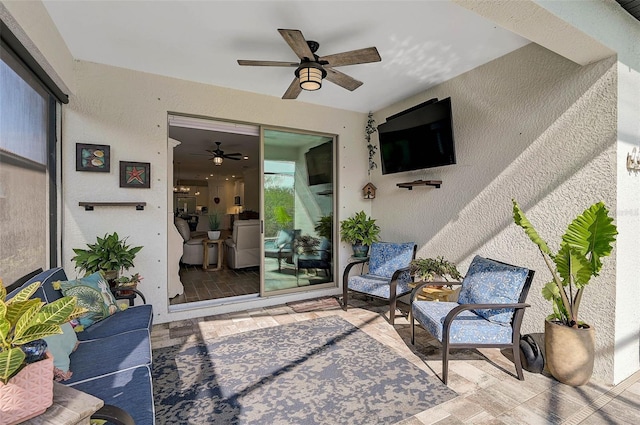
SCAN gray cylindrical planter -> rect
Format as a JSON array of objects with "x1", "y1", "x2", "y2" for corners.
[{"x1": 545, "y1": 319, "x2": 595, "y2": 386}]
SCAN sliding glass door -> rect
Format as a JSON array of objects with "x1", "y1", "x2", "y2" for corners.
[{"x1": 261, "y1": 128, "x2": 335, "y2": 295}]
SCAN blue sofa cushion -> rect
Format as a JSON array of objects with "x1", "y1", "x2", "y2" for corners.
[
  {"x1": 412, "y1": 301, "x2": 514, "y2": 344},
  {"x1": 6, "y1": 267, "x2": 66, "y2": 303},
  {"x1": 66, "y1": 328, "x2": 152, "y2": 385},
  {"x1": 76, "y1": 304, "x2": 153, "y2": 341},
  {"x1": 458, "y1": 256, "x2": 530, "y2": 326},
  {"x1": 70, "y1": 365, "x2": 155, "y2": 425}
]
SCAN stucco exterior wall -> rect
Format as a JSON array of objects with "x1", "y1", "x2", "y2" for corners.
[
  {"x1": 63, "y1": 60, "x2": 369, "y2": 324},
  {"x1": 371, "y1": 43, "x2": 618, "y2": 382}
]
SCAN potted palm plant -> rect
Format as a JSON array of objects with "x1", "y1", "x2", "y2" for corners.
[
  {"x1": 512, "y1": 199, "x2": 617, "y2": 386},
  {"x1": 0, "y1": 280, "x2": 85, "y2": 423},
  {"x1": 71, "y1": 232, "x2": 143, "y2": 285},
  {"x1": 208, "y1": 211, "x2": 221, "y2": 240},
  {"x1": 339, "y1": 210, "x2": 380, "y2": 257}
]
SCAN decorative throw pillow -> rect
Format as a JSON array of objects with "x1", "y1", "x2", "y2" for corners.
[
  {"x1": 42, "y1": 322, "x2": 78, "y2": 381},
  {"x1": 54, "y1": 272, "x2": 119, "y2": 329}
]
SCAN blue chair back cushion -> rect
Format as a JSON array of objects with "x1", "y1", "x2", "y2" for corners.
[
  {"x1": 368, "y1": 242, "x2": 414, "y2": 278},
  {"x1": 458, "y1": 256, "x2": 530, "y2": 326},
  {"x1": 6, "y1": 267, "x2": 67, "y2": 303}
]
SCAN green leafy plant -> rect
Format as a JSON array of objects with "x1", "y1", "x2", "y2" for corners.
[
  {"x1": 294, "y1": 235, "x2": 320, "y2": 254},
  {"x1": 365, "y1": 112, "x2": 378, "y2": 175},
  {"x1": 339, "y1": 210, "x2": 380, "y2": 246},
  {"x1": 208, "y1": 211, "x2": 221, "y2": 231},
  {"x1": 314, "y1": 214, "x2": 333, "y2": 240},
  {"x1": 0, "y1": 279, "x2": 86, "y2": 383},
  {"x1": 410, "y1": 256, "x2": 462, "y2": 282},
  {"x1": 512, "y1": 199, "x2": 617, "y2": 327},
  {"x1": 71, "y1": 232, "x2": 143, "y2": 276}
]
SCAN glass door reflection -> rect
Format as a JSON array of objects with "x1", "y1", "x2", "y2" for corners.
[{"x1": 262, "y1": 129, "x2": 335, "y2": 295}]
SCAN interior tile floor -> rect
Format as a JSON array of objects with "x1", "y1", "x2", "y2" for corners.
[
  {"x1": 171, "y1": 257, "x2": 332, "y2": 305},
  {"x1": 151, "y1": 296, "x2": 640, "y2": 424}
]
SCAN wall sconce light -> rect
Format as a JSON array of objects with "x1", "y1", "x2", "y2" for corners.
[
  {"x1": 627, "y1": 147, "x2": 640, "y2": 173},
  {"x1": 362, "y1": 182, "x2": 377, "y2": 199},
  {"x1": 295, "y1": 62, "x2": 326, "y2": 91},
  {"x1": 213, "y1": 156, "x2": 223, "y2": 166}
]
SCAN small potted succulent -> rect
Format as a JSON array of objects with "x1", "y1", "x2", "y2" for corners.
[
  {"x1": 0, "y1": 279, "x2": 85, "y2": 423},
  {"x1": 410, "y1": 256, "x2": 462, "y2": 287},
  {"x1": 339, "y1": 210, "x2": 380, "y2": 257}
]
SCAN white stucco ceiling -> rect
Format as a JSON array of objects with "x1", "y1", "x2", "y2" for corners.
[{"x1": 42, "y1": 0, "x2": 530, "y2": 113}]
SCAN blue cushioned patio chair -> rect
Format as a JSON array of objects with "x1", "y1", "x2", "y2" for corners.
[
  {"x1": 294, "y1": 237, "x2": 332, "y2": 285},
  {"x1": 411, "y1": 255, "x2": 535, "y2": 384},
  {"x1": 342, "y1": 242, "x2": 416, "y2": 325},
  {"x1": 264, "y1": 229, "x2": 300, "y2": 271}
]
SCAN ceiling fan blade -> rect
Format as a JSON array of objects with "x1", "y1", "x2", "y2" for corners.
[
  {"x1": 223, "y1": 156, "x2": 242, "y2": 160},
  {"x1": 238, "y1": 60, "x2": 299, "y2": 67},
  {"x1": 278, "y1": 29, "x2": 314, "y2": 60},
  {"x1": 283, "y1": 78, "x2": 302, "y2": 99},
  {"x1": 320, "y1": 47, "x2": 381, "y2": 67},
  {"x1": 223, "y1": 153, "x2": 242, "y2": 157},
  {"x1": 324, "y1": 68, "x2": 363, "y2": 91}
]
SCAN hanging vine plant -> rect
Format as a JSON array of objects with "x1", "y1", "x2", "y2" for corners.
[{"x1": 365, "y1": 112, "x2": 378, "y2": 175}]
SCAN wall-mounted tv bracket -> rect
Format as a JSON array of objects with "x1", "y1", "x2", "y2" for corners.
[{"x1": 396, "y1": 180, "x2": 442, "y2": 190}]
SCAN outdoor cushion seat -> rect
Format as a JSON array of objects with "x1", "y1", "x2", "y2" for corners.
[
  {"x1": 76, "y1": 304, "x2": 153, "y2": 341},
  {"x1": 410, "y1": 255, "x2": 535, "y2": 384},
  {"x1": 342, "y1": 241, "x2": 416, "y2": 325},
  {"x1": 71, "y1": 365, "x2": 154, "y2": 425},
  {"x1": 66, "y1": 328, "x2": 152, "y2": 385},
  {"x1": 294, "y1": 237, "x2": 331, "y2": 284}
]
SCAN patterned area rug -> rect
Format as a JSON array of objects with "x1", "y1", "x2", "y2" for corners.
[{"x1": 152, "y1": 316, "x2": 457, "y2": 424}]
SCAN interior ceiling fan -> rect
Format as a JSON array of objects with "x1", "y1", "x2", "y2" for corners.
[
  {"x1": 206, "y1": 142, "x2": 242, "y2": 165},
  {"x1": 238, "y1": 28, "x2": 381, "y2": 99}
]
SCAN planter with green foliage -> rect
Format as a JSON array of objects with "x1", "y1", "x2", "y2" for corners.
[
  {"x1": 208, "y1": 211, "x2": 221, "y2": 239},
  {"x1": 512, "y1": 199, "x2": 617, "y2": 386},
  {"x1": 71, "y1": 232, "x2": 143, "y2": 283},
  {"x1": 339, "y1": 210, "x2": 380, "y2": 257},
  {"x1": 0, "y1": 280, "x2": 85, "y2": 423},
  {"x1": 410, "y1": 256, "x2": 462, "y2": 286}
]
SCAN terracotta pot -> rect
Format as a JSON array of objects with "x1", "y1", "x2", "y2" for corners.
[
  {"x1": 544, "y1": 319, "x2": 595, "y2": 386},
  {"x1": 0, "y1": 352, "x2": 54, "y2": 424}
]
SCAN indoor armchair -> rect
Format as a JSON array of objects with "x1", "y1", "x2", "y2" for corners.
[
  {"x1": 342, "y1": 242, "x2": 416, "y2": 325},
  {"x1": 410, "y1": 255, "x2": 535, "y2": 384}
]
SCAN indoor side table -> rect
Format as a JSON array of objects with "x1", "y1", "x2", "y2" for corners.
[
  {"x1": 202, "y1": 238, "x2": 224, "y2": 271},
  {"x1": 23, "y1": 382, "x2": 103, "y2": 425}
]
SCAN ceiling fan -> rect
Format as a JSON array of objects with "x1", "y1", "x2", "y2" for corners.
[
  {"x1": 238, "y1": 28, "x2": 381, "y2": 99},
  {"x1": 206, "y1": 142, "x2": 242, "y2": 166}
]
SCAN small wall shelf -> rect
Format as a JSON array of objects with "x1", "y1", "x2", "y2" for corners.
[
  {"x1": 396, "y1": 180, "x2": 442, "y2": 190},
  {"x1": 79, "y1": 202, "x2": 146, "y2": 211}
]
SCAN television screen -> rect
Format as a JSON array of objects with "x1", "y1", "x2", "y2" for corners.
[
  {"x1": 378, "y1": 97, "x2": 455, "y2": 175},
  {"x1": 305, "y1": 141, "x2": 333, "y2": 186}
]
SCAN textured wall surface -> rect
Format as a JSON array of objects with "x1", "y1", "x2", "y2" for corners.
[
  {"x1": 372, "y1": 43, "x2": 618, "y2": 382},
  {"x1": 63, "y1": 60, "x2": 369, "y2": 324}
]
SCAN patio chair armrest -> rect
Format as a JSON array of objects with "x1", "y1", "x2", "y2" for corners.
[
  {"x1": 342, "y1": 258, "x2": 368, "y2": 282},
  {"x1": 91, "y1": 404, "x2": 135, "y2": 425}
]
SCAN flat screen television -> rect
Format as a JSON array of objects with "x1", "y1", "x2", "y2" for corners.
[
  {"x1": 378, "y1": 97, "x2": 456, "y2": 175},
  {"x1": 305, "y1": 141, "x2": 333, "y2": 186}
]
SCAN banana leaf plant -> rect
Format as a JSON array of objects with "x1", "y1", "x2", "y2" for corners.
[{"x1": 512, "y1": 200, "x2": 617, "y2": 328}]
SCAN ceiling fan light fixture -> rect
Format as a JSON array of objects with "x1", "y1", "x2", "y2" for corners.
[
  {"x1": 296, "y1": 62, "x2": 326, "y2": 91},
  {"x1": 213, "y1": 156, "x2": 223, "y2": 166}
]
